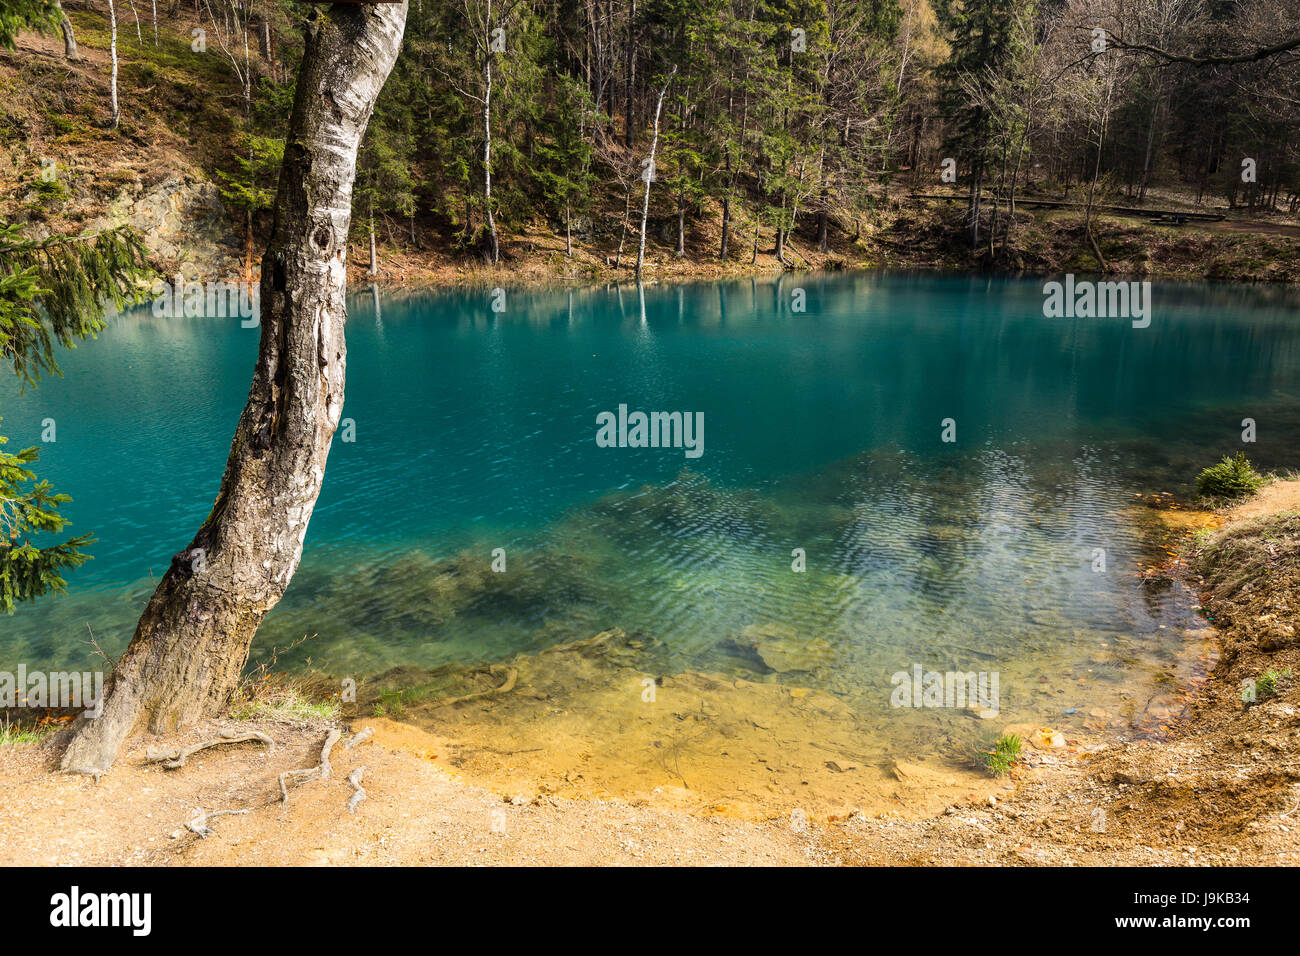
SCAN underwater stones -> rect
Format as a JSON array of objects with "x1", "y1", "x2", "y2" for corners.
[
  {"x1": 1145, "y1": 697, "x2": 1177, "y2": 720},
  {"x1": 889, "y1": 760, "x2": 922, "y2": 782},
  {"x1": 1026, "y1": 609, "x2": 1068, "y2": 628},
  {"x1": 925, "y1": 523, "x2": 969, "y2": 543},
  {"x1": 734, "y1": 623, "x2": 835, "y2": 674},
  {"x1": 959, "y1": 700, "x2": 1001, "y2": 719},
  {"x1": 1002, "y1": 723, "x2": 1038, "y2": 742},
  {"x1": 1028, "y1": 728, "x2": 1066, "y2": 749},
  {"x1": 888, "y1": 759, "x2": 961, "y2": 789},
  {"x1": 826, "y1": 759, "x2": 861, "y2": 773},
  {"x1": 380, "y1": 549, "x2": 440, "y2": 580}
]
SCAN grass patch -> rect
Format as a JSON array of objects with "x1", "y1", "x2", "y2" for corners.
[
  {"x1": 230, "y1": 650, "x2": 340, "y2": 726},
  {"x1": 1197, "y1": 514, "x2": 1300, "y2": 601},
  {"x1": 371, "y1": 684, "x2": 439, "y2": 718},
  {"x1": 0, "y1": 716, "x2": 56, "y2": 746},
  {"x1": 231, "y1": 691, "x2": 339, "y2": 726}
]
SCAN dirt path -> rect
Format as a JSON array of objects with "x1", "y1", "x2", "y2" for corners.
[
  {"x1": 0, "y1": 718, "x2": 834, "y2": 866},
  {"x1": 1202, "y1": 219, "x2": 1300, "y2": 239}
]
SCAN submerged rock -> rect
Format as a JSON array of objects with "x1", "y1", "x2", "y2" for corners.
[
  {"x1": 1031, "y1": 728, "x2": 1067, "y2": 749},
  {"x1": 734, "y1": 623, "x2": 836, "y2": 673}
]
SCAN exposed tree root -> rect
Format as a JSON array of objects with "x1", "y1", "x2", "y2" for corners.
[
  {"x1": 277, "y1": 728, "x2": 341, "y2": 805},
  {"x1": 545, "y1": 628, "x2": 625, "y2": 656},
  {"x1": 434, "y1": 664, "x2": 518, "y2": 707},
  {"x1": 346, "y1": 767, "x2": 367, "y2": 813},
  {"x1": 60, "y1": 766, "x2": 106, "y2": 784},
  {"x1": 145, "y1": 730, "x2": 275, "y2": 769},
  {"x1": 318, "y1": 728, "x2": 340, "y2": 779},
  {"x1": 185, "y1": 806, "x2": 249, "y2": 838},
  {"x1": 345, "y1": 726, "x2": 373, "y2": 750}
]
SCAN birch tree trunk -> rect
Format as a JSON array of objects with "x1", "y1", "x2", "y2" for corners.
[
  {"x1": 483, "y1": 57, "x2": 498, "y2": 263},
  {"x1": 482, "y1": 0, "x2": 499, "y2": 264},
  {"x1": 675, "y1": 189, "x2": 685, "y2": 257},
  {"x1": 635, "y1": 66, "x2": 674, "y2": 281},
  {"x1": 108, "y1": 0, "x2": 120, "y2": 129},
  {"x1": 128, "y1": 0, "x2": 141, "y2": 44},
  {"x1": 368, "y1": 206, "x2": 379, "y2": 277},
  {"x1": 61, "y1": 1, "x2": 409, "y2": 776},
  {"x1": 614, "y1": 181, "x2": 630, "y2": 268}
]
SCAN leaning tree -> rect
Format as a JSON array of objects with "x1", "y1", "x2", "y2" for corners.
[{"x1": 61, "y1": 1, "x2": 410, "y2": 775}]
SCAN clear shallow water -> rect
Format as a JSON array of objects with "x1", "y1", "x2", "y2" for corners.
[{"x1": 3, "y1": 272, "x2": 1300, "y2": 732}]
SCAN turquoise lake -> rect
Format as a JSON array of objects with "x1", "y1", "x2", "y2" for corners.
[{"x1": 4, "y1": 271, "x2": 1300, "y2": 736}]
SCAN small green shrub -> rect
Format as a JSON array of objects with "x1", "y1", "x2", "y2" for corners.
[
  {"x1": 30, "y1": 177, "x2": 69, "y2": 208},
  {"x1": 982, "y1": 733, "x2": 1022, "y2": 776},
  {"x1": 46, "y1": 113, "x2": 80, "y2": 135},
  {"x1": 1196, "y1": 453, "x2": 1266, "y2": 500},
  {"x1": 1248, "y1": 667, "x2": 1293, "y2": 704}
]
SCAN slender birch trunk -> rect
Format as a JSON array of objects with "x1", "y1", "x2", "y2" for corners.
[
  {"x1": 482, "y1": 0, "x2": 499, "y2": 264},
  {"x1": 635, "y1": 66, "x2": 674, "y2": 281},
  {"x1": 108, "y1": 0, "x2": 120, "y2": 129}
]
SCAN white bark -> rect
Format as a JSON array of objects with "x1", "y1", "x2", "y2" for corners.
[
  {"x1": 127, "y1": 0, "x2": 141, "y2": 44},
  {"x1": 368, "y1": 210, "x2": 378, "y2": 276},
  {"x1": 635, "y1": 66, "x2": 675, "y2": 281},
  {"x1": 483, "y1": 0, "x2": 499, "y2": 264},
  {"x1": 108, "y1": 0, "x2": 120, "y2": 129}
]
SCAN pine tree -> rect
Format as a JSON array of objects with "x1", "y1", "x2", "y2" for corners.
[
  {"x1": 0, "y1": 222, "x2": 150, "y2": 612},
  {"x1": 217, "y1": 134, "x2": 285, "y2": 280},
  {"x1": 0, "y1": 0, "x2": 59, "y2": 48},
  {"x1": 535, "y1": 75, "x2": 598, "y2": 258},
  {"x1": 356, "y1": 123, "x2": 417, "y2": 275},
  {"x1": 935, "y1": 0, "x2": 1017, "y2": 247}
]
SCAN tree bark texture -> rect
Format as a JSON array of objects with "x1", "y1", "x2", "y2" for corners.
[{"x1": 61, "y1": 1, "x2": 409, "y2": 775}]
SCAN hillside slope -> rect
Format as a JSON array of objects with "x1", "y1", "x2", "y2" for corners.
[{"x1": 2, "y1": 6, "x2": 1297, "y2": 287}]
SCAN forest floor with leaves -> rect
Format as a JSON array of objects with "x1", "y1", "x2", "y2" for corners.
[
  {"x1": 3, "y1": 484, "x2": 1299, "y2": 866},
  {"x1": 4, "y1": 20, "x2": 1300, "y2": 292}
]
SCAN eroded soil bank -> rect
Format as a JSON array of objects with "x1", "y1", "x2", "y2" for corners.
[{"x1": 2, "y1": 484, "x2": 1298, "y2": 866}]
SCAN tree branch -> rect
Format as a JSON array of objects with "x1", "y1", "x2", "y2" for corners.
[{"x1": 1107, "y1": 31, "x2": 1300, "y2": 66}]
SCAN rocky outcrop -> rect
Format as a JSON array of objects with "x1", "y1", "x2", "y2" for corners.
[{"x1": 85, "y1": 173, "x2": 241, "y2": 280}]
